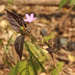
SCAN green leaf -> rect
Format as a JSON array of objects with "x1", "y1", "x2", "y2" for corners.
[
  {"x1": 24, "y1": 41, "x2": 46, "y2": 73},
  {"x1": 59, "y1": 0, "x2": 68, "y2": 10},
  {"x1": 70, "y1": 0, "x2": 75, "y2": 5},
  {"x1": 35, "y1": 44, "x2": 49, "y2": 60},
  {"x1": 47, "y1": 34, "x2": 53, "y2": 40},
  {"x1": 28, "y1": 65, "x2": 35, "y2": 75},
  {"x1": 21, "y1": 70, "x2": 26, "y2": 75},
  {"x1": 33, "y1": 60, "x2": 45, "y2": 72},
  {"x1": 56, "y1": 61, "x2": 64, "y2": 66},
  {"x1": 29, "y1": 34, "x2": 37, "y2": 42},
  {"x1": 43, "y1": 34, "x2": 52, "y2": 43},
  {"x1": 29, "y1": 55, "x2": 37, "y2": 75},
  {"x1": 9, "y1": 61, "x2": 27, "y2": 75},
  {"x1": 21, "y1": 67, "x2": 29, "y2": 75},
  {"x1": 44, "y1": 36, "x2": 48, "y2": 43},
  {"x1": 27, "y1": 42, "x2": 42, "y2": 58},
  {"x1": 51, "y1": 62, "x2": 64, "y2": 75}
]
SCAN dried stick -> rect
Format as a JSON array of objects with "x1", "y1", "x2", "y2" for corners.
[
  {"x1": 49, "y1": 52, "x2": 60, "y2": 75},
  {"x1": 59, "y1": 5, "x2": 74, "y2": 27},
  {"x1": 74, "y1": 11, "x2": 75, "y2": 51},
  {"x1": 62, "y1": 5, "x2": 73, "y2": 24}
]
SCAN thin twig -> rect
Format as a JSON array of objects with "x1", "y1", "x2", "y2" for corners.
[
  {"x1": 59, "y1": 5, "x2": 74, "y2": 27},
  {"x1": 49, "y1": 52, "x2": 60, "y2": 75},
  {"x1": 74, "y1": 11, "x2": 75, "y2": 50}
]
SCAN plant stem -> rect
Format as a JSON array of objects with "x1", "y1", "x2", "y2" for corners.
[
  {"x1": 27, "y1": 22, "x2": 31, "y2": 31},
  {"x1": 30, "y1": 55, "x2": 37, "y2": 75}
]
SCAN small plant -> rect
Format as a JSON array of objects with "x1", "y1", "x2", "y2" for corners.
[
  {"x1": 5, "y1": 9, "x2": 64, "y2": 75},
  {"x1": 5, "y1": 9, "x2": 48, "y2": 75}
]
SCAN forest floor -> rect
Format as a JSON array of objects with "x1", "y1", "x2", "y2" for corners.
[{"x1": 0, "y1": 3, "x2": 75, "y2": 75}]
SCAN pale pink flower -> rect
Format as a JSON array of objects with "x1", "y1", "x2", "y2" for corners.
[{"x1": 24, "y1": 13, "x2": 37, "y2": 22}]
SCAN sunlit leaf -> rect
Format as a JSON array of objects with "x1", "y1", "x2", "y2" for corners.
[
  {"x1": 29, "y1": 34, "x2": 37, "y2": 42},
  {"x1": 21, "y1": 68, "x2": 27, "y2": 75},
  {"x1": 28, "y1": 42, "x2": 42, "y2": 58},
  {"x1": 35, "y1": 44, "x2": 49, "y2": 60},
  {"x1": 43, "y1": 34, "x2": 52, "y2": 43},
  {"x1": 14, "y1": 35, "x2": 25, "y2": 60},
  {"x1": 47, "y1": 34, "x2": 53, "y2": 40},
  {"x1": 44, "y1": 36, "x2": 48, "y2": 43},
  {"x1": 59, "y1": 0, "x2": 68, "y2": 10},
  {"x1": 5, "y1": 9, "x2": 27, "y2": 31},
  {"x1": 28, "y1": 65, "x2": 35, "y2": 75},
  {"x1": 51, "y1": 62, "x2": 64, "y2": 75},
  {"x1": 30, "y1": 55, "x2": 37, "y2": 75},
  {"x1": 33, "y1": 60, "x2": 44, "y2": 72},
  {"x1": 24, "y1": 41, "x2": 46, "y2": 73},
  {"x1": 21, "y1": 67, "x2": 29, "y2": 75},
  {"x1": 9, "y1": 62, "x2": 27, "y2": 75}
]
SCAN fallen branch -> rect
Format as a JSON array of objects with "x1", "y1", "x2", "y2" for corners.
[
  {"x1": 58, "y1": 5, "x2": 74, "y2": 28},
  {"x1": 49, "y1": 52, "x2": 61, "y2": 75}
]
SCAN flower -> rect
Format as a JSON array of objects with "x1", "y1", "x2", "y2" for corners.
[{"x1": 24, "y1": 13, "x2": 37, "y2": 22}]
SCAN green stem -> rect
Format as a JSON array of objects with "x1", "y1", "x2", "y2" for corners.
[{"x1": 30, "y1": 55, "x2": 37, "y2": 75}]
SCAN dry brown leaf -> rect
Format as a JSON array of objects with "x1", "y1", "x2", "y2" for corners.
[{"x1": 68, "y1": 54, "x2": 75, "y2": 62}]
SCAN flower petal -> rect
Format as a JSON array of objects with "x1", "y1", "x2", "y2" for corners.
[
  {"x1": 24, "y1": 13, "x2": 37, "y2": 23},
  {"x1": 24, "y1": 19, "x2": 31, "y2": 22},
  {"x1": 32, "y1": 17, "x2": 37, "y2": 20},
  {"x1": 24, "y1": 19, "x2": 29, "y2": 22},
  {"x1": 25, "y1": 14, "x2": 30, "y2": 19},
  {"x1": 30, "y1": 13, "x2": 34, "y2": 19}
]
